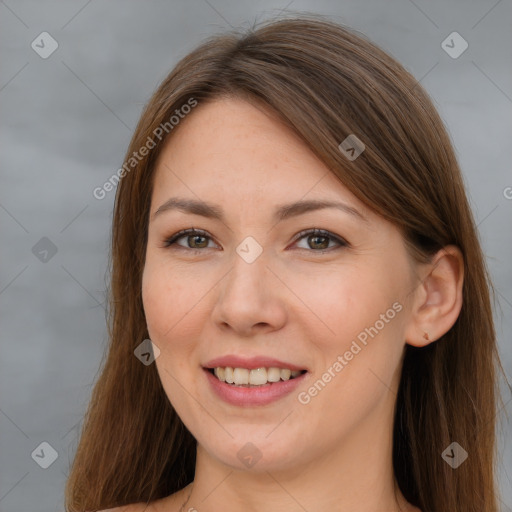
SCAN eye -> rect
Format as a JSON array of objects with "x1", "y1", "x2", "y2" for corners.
[
  {"x1": 162, "y1": 228, "x2": 216, "y2": 252},
  {"x1": 162, "y1": 228, "x2": 349, "y2": 254},
  {"x1": 291, "y1": 228, "x2": 349, "y2": 253}
]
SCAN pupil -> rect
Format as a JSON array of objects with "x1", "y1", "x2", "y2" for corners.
[
  {"x1": 190, "y1": 235, "x2": 207, "y2": 248},
  {"x1": 310, "y1": 235, "x2": 328, "y2": 250}
]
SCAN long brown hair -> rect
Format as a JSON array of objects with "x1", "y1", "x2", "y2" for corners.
[{"x1": 65, "y1": 14, "x2": 503, "y2": 512}]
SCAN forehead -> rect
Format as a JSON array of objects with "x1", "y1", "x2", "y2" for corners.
[{"x1": 151, "y1": 97, "x2": 369, "y2": 218}]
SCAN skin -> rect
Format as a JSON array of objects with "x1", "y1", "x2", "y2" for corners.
[{"x1": 127, "y1": 97, "x2": 463, "y2": 512}]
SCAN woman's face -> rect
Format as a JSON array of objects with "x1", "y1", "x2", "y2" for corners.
[{"x1": 142, "y1": 97, "x2": 420, "y2": 473}]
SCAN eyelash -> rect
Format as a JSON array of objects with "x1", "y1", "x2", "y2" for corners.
[{"x1": 162, "y1": 228, "x2": 349, "y2": 254}]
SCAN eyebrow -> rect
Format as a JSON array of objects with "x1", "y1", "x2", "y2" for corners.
[{"x1": 152, "y1": 197, "x2": 367, "y2": 223}]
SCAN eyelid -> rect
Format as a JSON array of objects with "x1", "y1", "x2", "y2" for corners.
[
  {"x1": 162, "y1": 228, "x2": 214, "y2": 249},
  {"x1": 290, "y1": 228, "x2": 349, "y2": 250},
  {"x1": 162, "y1": 227, "x2": 349, "y2": 252}
]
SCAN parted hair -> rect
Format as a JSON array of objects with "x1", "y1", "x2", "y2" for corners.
[{"x1": 65, "y1": 14, "x2": 503, "y2": 512}]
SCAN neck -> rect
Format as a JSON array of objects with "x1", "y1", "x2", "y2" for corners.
[{"x1": 184, "y1": 397, "x2": 413, "y2": 511}]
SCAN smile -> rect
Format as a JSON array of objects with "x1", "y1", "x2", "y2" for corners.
[
  {"x1": 210, "y1": 366, "x2": 307, "y2": 387},
  {"x1": 204, "y1": 367, "x2": 308, "y2": 407}
]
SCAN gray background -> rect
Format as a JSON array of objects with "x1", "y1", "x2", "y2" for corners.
[{"x1": 1, "y1": 1, "x2": 511, "y2": 511}]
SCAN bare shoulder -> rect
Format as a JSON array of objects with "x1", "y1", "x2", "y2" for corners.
[
  {"x1": 98, "y1": 502, "x2": 159, "y2": 512},
  {"x1": 152, "y1": 484, "x2": 193, "y2": 512},
  {"x1": 98, "y1": 504, "x2": 151, "y2": 512},
  {"x1": 98, "y1": 484, "x2": 192, "y2": 512}
]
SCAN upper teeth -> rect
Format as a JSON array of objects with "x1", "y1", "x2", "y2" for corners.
[{"x1": 213, "y1": 367, "x2": 303, "y2": 386}]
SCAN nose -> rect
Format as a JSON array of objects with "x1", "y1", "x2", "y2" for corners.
[{"x1": 210, "y1": 249, "x2": 288, "y2": 338}]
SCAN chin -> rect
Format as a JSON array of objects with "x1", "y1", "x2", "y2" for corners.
[{"x1": 198, "y1": 433, "x2": 307, "y2": 474}]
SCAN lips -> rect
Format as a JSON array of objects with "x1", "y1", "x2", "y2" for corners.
[
  {"x1": 203, "y1": 355, "x2": 307, "y2": 372},
  {"x1": 202, "y1": 355, "x2": 308, "y2": 406}
]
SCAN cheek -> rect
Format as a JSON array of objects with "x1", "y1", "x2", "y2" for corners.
[
  {"x1": 142, "y1": 263, "x2": 199, "y2": 409},
  {"x1": 294, "y1": 265, "x2": 407, "y2": 402},
  {"x1": 290, "y1": 264, "x2": 399, "y2": 349},
  {"x1": 142, "y1": 264, "x2": 168, "y2": 339},
  {"x1": 142, "y1": 260, "x2": 198, "y2": 343}
]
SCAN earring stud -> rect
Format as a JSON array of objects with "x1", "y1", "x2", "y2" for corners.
[{"x1": 423, "y1": 332, "x2": 430, "y2": 341}]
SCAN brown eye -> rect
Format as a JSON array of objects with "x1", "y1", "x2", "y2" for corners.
[
  {"x1": 163, "y1": 229, "x2": 216, "y2": 251},
  {"x1": 186, "y1": 234, "x2": 209, "y2": 249},
  {"x1": 307, "y1": 234, "x2": 330, "y2": 250},
  {"x1": 293, "y1": 229, "x2": 348, "y2": 253},
  {"x1": 163, "y1": 228, "x2": 348, "y2": 254}
]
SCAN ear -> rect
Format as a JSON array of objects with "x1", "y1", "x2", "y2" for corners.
[{"x1": 405, "y1": 245, "x2": 464, "y2": 347}]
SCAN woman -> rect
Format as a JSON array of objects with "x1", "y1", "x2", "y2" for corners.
[{"x1": 65, "y1": 14, "x2": 503, "y2": 512}]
